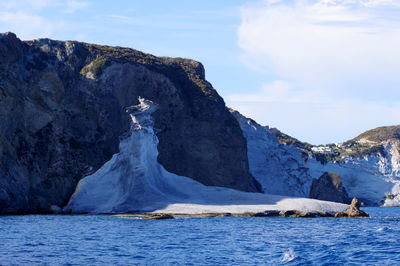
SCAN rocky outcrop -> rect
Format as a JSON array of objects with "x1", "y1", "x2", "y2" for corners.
[
  {"x1": 67, "y1": 98, "x2": 347, "y2": 215},
  {"x1": 309, "y1": 172, "x2": 351, "y2": 204},
  {"x1": 231, "y1": 110, "x2": 312, "y2": 197},
  {"x1": 0, "y1": 32, "x2": 259, "y2": 214},
  {"x1": 1, "y1": 31, "x2": 396, "y2": 214},
  {"x1": 334, "y1": 198, "x2": 369, "y2": 217},
  {"x1": 233, "y1": 110, "x2": 400, "y2": 206}
]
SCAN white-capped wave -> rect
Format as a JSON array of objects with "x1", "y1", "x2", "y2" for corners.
[{"x1": 281, "y1": 248, "x2": 297, "y2": 263}]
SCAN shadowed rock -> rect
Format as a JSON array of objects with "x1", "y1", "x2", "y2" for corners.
[
  {"x1": 310, "y1": 172, "x2": 351, "y2": 204},
  {"x1": 142, "y1": 214, "x2": 174, "y2": 220},
  {"x1": 240, "y1": 210, "x2": 331, "y2": 218},
  {"x1": 241, "y1": 211, "x2": 280, "y2": 217},
  {"x1": 279, "y1": 210, "x2": 323, "y2": 218}
]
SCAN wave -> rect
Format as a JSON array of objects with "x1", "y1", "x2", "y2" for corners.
[{"x1": 281, "y1": 248, "x2": 297, "y2": 263}]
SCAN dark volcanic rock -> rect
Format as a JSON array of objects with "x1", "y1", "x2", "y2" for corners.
[
  {"x1": 309, "y1": 172, "x2": 351, "y2": 204},
  {"x1": 241, "y1": 211, "x2": 280, "y2": 217},
  {"x1": 142, "y1": 214, "x2": 174, "y2": 220},
  {"x1": 279, "y1": 210, "x2": 325, "y2": 218},
  {"x1": 0, "y1": 33, "x2": 260, "y2": 214}
]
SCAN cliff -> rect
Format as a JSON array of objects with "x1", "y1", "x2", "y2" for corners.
[
  {"x1": 65, "y1": 98, "x2": 347, "y2": 215},
  {"x1": 233, "y1": 110, "x2": 400, "y2": 206},
  {"x1": 2, "y1": 31, "x2": 397, "y2": 213},
  {"x1": 0, "y1": 32, "x2": 260, "y2": 214}
]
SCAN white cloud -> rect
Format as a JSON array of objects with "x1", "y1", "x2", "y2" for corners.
[
  {"x1": 0, "y1": 11, "x2": 56, "y2": 39},
  {"x1": 0, "y1": 0, "x2": 89, "y2": 13},
  {"x1": 2, "y1": 0, "x2": 55, "y2": 9},
  {"x1": 238, "y1": 0, "x2": 400, "y2": 100},
  {"x1": 0, "y1": 0, "x2": 89, "y2": 39},
  {"x1": 227, "y1": 80, "x2": 400, "y2": 144},
  {"x1": 233, "y1": 0, "x2": 400, "y2": 143},
  {"x1": 228, "y1": 80, "x2": 325, "y2": 104},
  {"x1": 361, "y1": 0, "x2": 400, "y2": 7},
  {"x1": 64, "y1": 0, "x2": 89, "y2": 13},
  {"x1": 107, "y1": 14, "x2": 134, "y2": 21}
]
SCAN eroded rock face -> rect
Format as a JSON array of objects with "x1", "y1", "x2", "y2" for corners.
[
  {"x1": 309, "y1": 172, "x2": 351, "y2": 204},
  {"x1": 334, "y1": 198, "x2": 369, "y2": 217},
  {"x1": 231, "y1": 110, "x2": 312, "y2": 197},
  {"x1": 232, "y1": 110, "x2": 400, "y2": 206},
  {"x1": 0, "y1": 33, "x2": 259, "y2": 213}
]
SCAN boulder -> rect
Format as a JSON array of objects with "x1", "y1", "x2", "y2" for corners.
[
  {"x1": 334, "y1": 198, "x2": 369, "y2": 218},
  {"x1": 347, "y1": 198, "x2": 369, "y2": 217},
  {"x1": 309, "y1": 172, "x2": 351, "y2": 204}
]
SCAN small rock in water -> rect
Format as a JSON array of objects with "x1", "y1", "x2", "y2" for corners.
[
  {"x1": 347, "y1": 198, "x2": 369, "y2": 217},
  {"x1": 334, "y1": 198, "x2": 369, "y2": 218}
]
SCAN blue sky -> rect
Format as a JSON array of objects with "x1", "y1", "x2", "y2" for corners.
[{"x1": 1, "y1": 0, "x2": 400, "y2": 144}]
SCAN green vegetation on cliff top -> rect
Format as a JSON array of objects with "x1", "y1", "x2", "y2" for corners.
[
  {"x1": 272, "y1": 125, "x2": 398, "y2": 164},
  {"x1": 80, "y1": 57, "x2": 109, "y2": 77},
  {"x1": 77, "y1": 42, "x2": 212, "y2": 97},
  {"x1": 351, "y1": 125, "x2": 400, "y2": 143}
]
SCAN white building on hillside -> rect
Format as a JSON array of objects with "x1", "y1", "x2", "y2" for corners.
[{"x1": 311, "y1": 146, "x2": 332, "y2": 153}]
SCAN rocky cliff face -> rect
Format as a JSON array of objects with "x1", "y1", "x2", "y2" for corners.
[
  {"x1": 3, "y1": 31, "x2": 398, "y2": 213},
  {"x1": 65, "y1": 98, "x2": 348, "y2": 215},
  {"x1": 233, "y1": 110, "x2": 400, "y2": 206},
  {"x1": 0, "y1": 32, "x2": 259, "y2": 214},
  {"x1": 230, "y1": 110, "x2": 312, "y2": 197}
]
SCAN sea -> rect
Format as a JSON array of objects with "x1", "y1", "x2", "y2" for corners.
[{"x1": 1, "y1": 207, "x2": 399, "y2": 265}]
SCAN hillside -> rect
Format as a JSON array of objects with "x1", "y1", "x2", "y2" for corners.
[
  {"x1": 234, "y1": 112, "x2": 400, "y2": 206},
  {"x1": 0, "y1": 32, "x2": 260, "y2": 214},
  {"x1": 351, "y1": 125, "x2": 400, "y2": 143}
]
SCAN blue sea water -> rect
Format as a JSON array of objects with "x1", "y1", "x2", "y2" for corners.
[{"x1": 1, "y1": 207, "x2": 400, "y2": 265}]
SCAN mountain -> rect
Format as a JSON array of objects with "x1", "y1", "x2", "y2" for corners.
[
  {"x1": 352, "y1": 125, "x2": 400, "y2": 143},
  {"x1": 232, "y1": 110, "x2": 400, "y2": 206},
  {"x1": 0, "y1": 32, "x2": 397, "y2": 214},
  {"x1": 0, "y1": 32, "x2": 260, "y2": 214}
]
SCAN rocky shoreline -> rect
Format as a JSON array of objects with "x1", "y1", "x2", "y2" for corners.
[{"x1": 113, "y1": 198, "x2": 369, "y2": 220}]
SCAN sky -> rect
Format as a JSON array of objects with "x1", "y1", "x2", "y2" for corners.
[{"x1": 1, "y1": 0, "x2": 399, "y2": 144}]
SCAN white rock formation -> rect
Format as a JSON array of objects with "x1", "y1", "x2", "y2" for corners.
[
  {"x1": 231, "y1": 111, "x2": 312, "y2": 197},
  {"x1": 65, "y1": 98, "x2": 347, "y2": 214}
]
